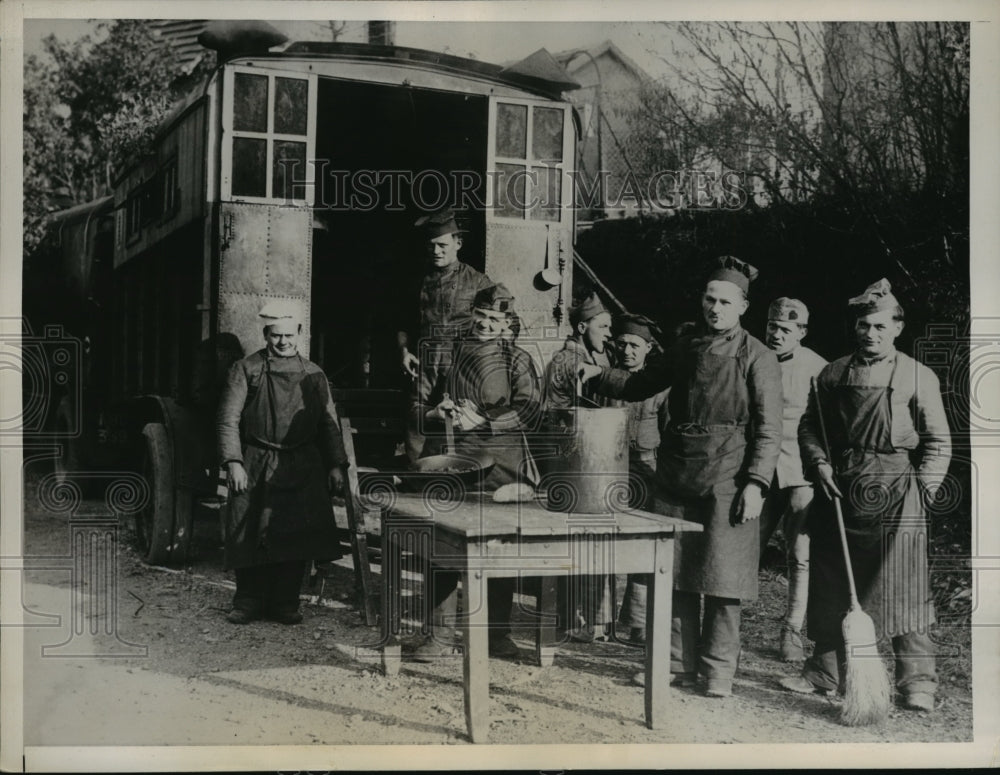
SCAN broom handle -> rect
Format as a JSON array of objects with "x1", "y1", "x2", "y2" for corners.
[{"x1": 811, "y1": 377, "x2": 862, "y2": 608}]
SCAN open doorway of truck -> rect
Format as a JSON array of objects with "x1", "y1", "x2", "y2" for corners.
[{"x1": 308, "y1": 78, "x2": 488, "y2": 391}]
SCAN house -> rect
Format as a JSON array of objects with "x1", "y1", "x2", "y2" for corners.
[{"x1": 555, "y1": 40, "x2": 655, "y2": 221}]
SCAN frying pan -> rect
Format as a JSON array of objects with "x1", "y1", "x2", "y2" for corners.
[{"x1": 401, "y1": 405, "x2": 495, "y2": 489}]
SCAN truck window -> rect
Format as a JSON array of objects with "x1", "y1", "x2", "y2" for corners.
[
  {"x1": 223, "y1": 67, "x2": 316, "y2": 205},
  {"x1": 491, "y1": 100, "x2": 567, "y2": 223}
]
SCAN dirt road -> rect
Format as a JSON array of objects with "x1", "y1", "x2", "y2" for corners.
[{"x1": 17, "y1": 476, "x2": 973, "y2": 758}]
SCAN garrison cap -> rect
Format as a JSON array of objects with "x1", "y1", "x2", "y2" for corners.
[
  {"x1": 569, "y1": 292, "x2": 609, "y2": 327},
  {"x1": 767, "y1": 297, "x2": 809, "y2": 325},
  {"x1": 414, "y1": 208, "x2": 465, "y2": 240},
  {"x1": 473, "y1": 283, "x2": 515, "y2": 313},
  {"x1": 615, "y1": 313, "x2": 660, "y2": 343},
  {"x1": 258, "y1": 299, "x2": 300, "y2": 324},
  {"x1": 848, "y1": 278, "x2": 900, "y2": 317},
  {"x1": 707, "y1": 255, "x2": 759, "y2": 293}
]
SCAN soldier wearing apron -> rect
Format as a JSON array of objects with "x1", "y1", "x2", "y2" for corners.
[
  {"x1": 581, "y1": 257, "x2": 782, "y2": 697},
  {"x1": 217, "y1": 301, "x2": 348, "y2": 625},
  {"x1": 780, "y1": 279, "x2": 951, "y2": 713},
  {"x1": 396, "y1": 210, "x2": 493, "y2": 461},
  {"x1": 411, "y1": 284, "x2": 542, "y2": 661},
  {"x1": 611, "y1": 313, "x2": 671, "y2": 646},
  {"x1": 757, "y1": 298, "x2": 828, "y2": 661}
]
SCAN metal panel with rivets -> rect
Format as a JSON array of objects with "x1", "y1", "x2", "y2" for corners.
[{"x1": 217, "y1": 202, "x2": 313, "y2": 358}]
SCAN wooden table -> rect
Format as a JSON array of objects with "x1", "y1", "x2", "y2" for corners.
[{"x1": 379, "y1": 492, "x2": 702, "y2": 743}]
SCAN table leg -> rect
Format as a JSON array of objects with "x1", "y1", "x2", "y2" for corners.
[
  {"x1": 645, "y1": 535, "x2": 674, "y2": 729},
  {"x1": 535, "y1": 575, "x2": 558, "y2": 667},
  {"x1": 462, "y1": 568, "x2": 490, "y2": 743},
  {"x1": 380, "y1": 521, "x2": 402, "y2": 676}
]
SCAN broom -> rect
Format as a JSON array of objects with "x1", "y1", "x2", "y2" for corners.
[{"x1": 812, "y1": 377, "x2": 892, "y2": 726}]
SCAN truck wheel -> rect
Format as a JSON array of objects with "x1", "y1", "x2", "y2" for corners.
[
  {"x1": 137, "y1": 423, "x2": 175, "y2": 565},
  {"x1": 52, "y1": 403, "x2": 82, "y2": 488}
]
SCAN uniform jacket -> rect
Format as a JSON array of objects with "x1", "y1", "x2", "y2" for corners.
[
  {"x1": 616, "y1": 363, "x2": 670, "y2": 465},
  {"x1": 415, "y1": 336, "x2": 542, "y2": 489},
  {"x1": 414, "y1": 336, "x2": 542, "y2": 435},
  {"x1": 542, "y1": 336, "x2": 615, "y2": 419},
  {"x1": 798, "y1": 349, "x2": 952, "y2": 494},
  {"x1": 774, "y1": 345, "x2": 828, "y2": 488},
  {"x1": 408, "y1": 260, "x2": 493, "y2": 344}
]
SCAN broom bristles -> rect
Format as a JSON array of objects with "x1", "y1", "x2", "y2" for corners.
[{"x1": 840, "y1": 607, "x2": 892, "y2": 726}]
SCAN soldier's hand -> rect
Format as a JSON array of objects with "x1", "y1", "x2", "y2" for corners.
[
  {"x1": 815, "y1": 463, "x2": 843, "y2": 500},
  {"x1": 328, "y1": 466, "x2": 346, "y2": 495},
  {"x1": 432, "y1": 396, "x2": 456, "y2": 421},
  {"x1": 736, "y1": 482, "x2": 764, "y2": 523},
  {"x1": 455, "y1": 403, "x2": 486, "y2": 430},
  {"x1": 401, "y1": 350, "x2": 420, "y2": 380},
  {"x1": 577, "y1": 363, "x2": 603, "y2": 383},
  {"x1": 227, "y1": 461, "x2": 248, "y2": 494}
]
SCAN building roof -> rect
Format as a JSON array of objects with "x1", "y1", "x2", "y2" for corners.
[
  {"x1": 554, "y1": 40, "x2": 652, "y2": 86},
  {"x1": 148, "y1": 19, "x2": 211, "y2": 75}
]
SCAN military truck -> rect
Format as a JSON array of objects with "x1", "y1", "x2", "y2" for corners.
[{"x1": 25, "y1": 28, "x2": 584, "y2": 565}]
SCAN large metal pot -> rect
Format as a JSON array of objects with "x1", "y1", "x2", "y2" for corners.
[{"x1": 543, "y1": 398, "x2": 629, "y2": 514}]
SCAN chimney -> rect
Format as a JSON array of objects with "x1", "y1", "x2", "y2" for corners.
[{"x1": 367, "y1": 21, "x2": 396, "y2": 46}]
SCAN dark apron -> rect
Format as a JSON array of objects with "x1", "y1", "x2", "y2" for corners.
[
  {"x1": 807, "y1": 358, "x2": 933, "y2": 640},
  {"x1": 656, "y1": 334, "x2": 760, "y2": 600},
  {"x1": 224, "y1": 356, "x2": 339, "y2": 569}
]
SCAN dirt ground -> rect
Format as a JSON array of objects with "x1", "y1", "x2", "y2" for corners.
[{"x1": 19, "y1": 471, "x2": 973, "y2": 751}]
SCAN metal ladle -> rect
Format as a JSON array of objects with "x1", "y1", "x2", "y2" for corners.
[{"x1": 535, "y1": 224, "x2": 563, "y2": 289}]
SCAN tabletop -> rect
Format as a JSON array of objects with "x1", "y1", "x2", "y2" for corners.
[{"x1": 385, "y1": 491, "x2": 703, "y2": 539}]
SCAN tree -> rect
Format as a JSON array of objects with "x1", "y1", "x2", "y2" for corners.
[
  {"x1": 622, "y1": 22, "x2": 968, "y2": 322},
  {"x1": 23, "y1": 20, "x2": 216, "y2": 252}
]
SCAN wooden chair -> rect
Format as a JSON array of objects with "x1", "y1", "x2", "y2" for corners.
[{"x1": 332, "y1": 389, "x2": 406, "y2": 627}]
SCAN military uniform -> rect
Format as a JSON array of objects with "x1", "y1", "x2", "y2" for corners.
[
  {"x1": 412, "y1": 284, "x2": 540, "y2": 658},
  {"x1": 757, "y1": 299, "x2": 829, "y2": 660},
  {"x1": 798, "y1": 348, "x2": 950, "y2": 699},
  {"x1": 416, "y1": 334, "x2": 542, "y2": 489},
  {"x1": 595, "y1": 258, "x2": 782, "y2": 689},
  {"x1": 217, "y1": 348, "x2": 347, "y2": 619},
  {"x1": 399, "y1": 211, "x2": 493, "y2": 462},
  {"x1": 540, "y1": 294, "x2": 618, "y2": 639}
]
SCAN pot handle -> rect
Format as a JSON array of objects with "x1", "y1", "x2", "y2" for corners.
[{"x1": 443, "y1": 392, "x2": 455, "y2": 454}]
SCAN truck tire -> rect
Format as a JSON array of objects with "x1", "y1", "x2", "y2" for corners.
[
  {"x1": 52, "y1": 402, "x2": 82, "y2": 488},
  {"x1": 137, "y1": 423, "x2": 175, "y2": 565}
]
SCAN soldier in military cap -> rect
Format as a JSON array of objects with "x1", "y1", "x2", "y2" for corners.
[
  {"x1": 411, "y1": 283, "x2": 542, "y2": 661},
  {"x1": 542, "y1": 290, "x2": 615, "y2": 422},
  {"x1": 612, "y1": 313, "x2": 671, "y2": 646},
  {"x1": 757, "y1": 298, "x2": 828, "y2": 661},
  {"x1": 541, "y1": 290, "x2": 618, "y2": 643},
  {"x1": 216, "y1": 300, "x2": 348, "y2": 625},
  {"x1": 396, "y1": 209, "x2": 493, "y2": 461},
  {"x1": 580, "y1": 256, "x2": 782, "y2": 697},
  {"x1": 779, "y1": 279, "x2": 951, "y2": 713}
]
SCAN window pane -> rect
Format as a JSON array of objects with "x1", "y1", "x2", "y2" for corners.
[
  {"x1": 274, "y1": 77, "x2": 308, "y2": 135},
  {"x1": 273, "y1": 141, "x2": 307, "y2": 201},
  {"x1": 496, "y1": 103, "x2": 527, "y2": 159},
  {"x1": 530, "y1": 165, "x2": 561, "y2": 221},
  {"x1": 532, "y1": 107, "x2": 563, "y2": 162},
  {"x1": 494, "y1": 163, "x2": 526, "y2": 219},
  {"x1": 232, "y1": 137, "x2": 267, "y2": 197},
  {"x1": 233, "y1": 73, "x2": 269, "y2": 133}
]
